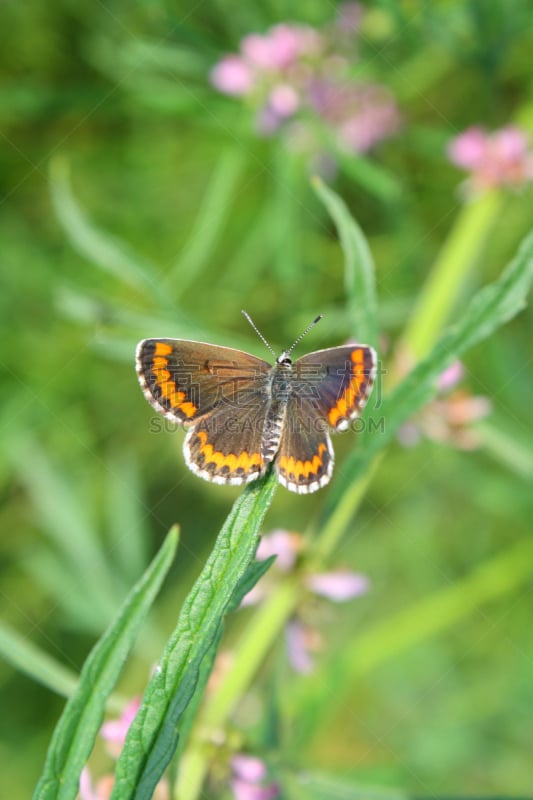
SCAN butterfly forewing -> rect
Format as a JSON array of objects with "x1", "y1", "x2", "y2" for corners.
[
  {"x1": 292, "y1": 345, "x2": 377, "y2": 431},
  {"x1": 136, "y1": 339, "x2": 271, "y2": 425}
]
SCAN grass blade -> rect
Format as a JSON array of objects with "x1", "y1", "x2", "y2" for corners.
[
  {"x1": 312, "y1": 177, "x2": 378, "y2": 347},
  {"x1": 111, "y1": 470, "x2": 278, "y2": 800},
  {"x1": 0, "y1": 621, "x2": 80, "y2": 701},
  {"x1": 32, "y1": 527, "x2": 179, "y2": 800},
  {"x1": 171, "y1": 148, "x2": 247, "y2": 295},
  {"x1": 50, "y1": 157, "x2": 164, "y2": 302}
]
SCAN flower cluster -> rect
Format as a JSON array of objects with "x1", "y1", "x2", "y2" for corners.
[
  {"x1": 398, "y1": 361, "x2": 492, "y2": 450},
  {"x1": 211, "y1": 6, "x2": 400, "y2": 159},
  {"x1": 243, "y1": 529, "x2": 369, "y2": 673},
  {"x1": 448, "y1": 125, "x2": 533, "y2": 193}
]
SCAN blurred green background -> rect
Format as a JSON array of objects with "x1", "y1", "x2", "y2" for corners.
[{"x1": 1, "y1": 1, "x2": 532, "y2": 797}]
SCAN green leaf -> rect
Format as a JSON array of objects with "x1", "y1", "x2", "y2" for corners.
[
  {"x1": 33, "y1": 527, "x2": 179, "y2": 800},
  {"x1": 336, "y1": 150, "x2": 403, "y2": 203},
  {"x1": 8, "y1": 438, "x2": 121, "y2": 625},
  {"x1": 229, "y1": 554, "x2": 277, "y2": 612},
  {"x1": 171, "y1": 148, "x2": 247, "y2": 295},
  {"x1": 312, "y1": 178, "x2": 378, "y2": 347},
  {"x1": 323, "y1": 226, "x2": 533, "y2": 520},
  {"x1": 49, "y1": 157, "x2": 165, "y2": 303},
  {"x1": 111, "y1": 470, "x2": 278, "y2": 800},
  {"x1": 0, "y1": 621, "x2": 80, "y2": 701}
]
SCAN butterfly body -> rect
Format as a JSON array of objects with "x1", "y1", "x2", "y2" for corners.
[{"x1": 136, "y1": 336, "x2": 376, "y2": 494}]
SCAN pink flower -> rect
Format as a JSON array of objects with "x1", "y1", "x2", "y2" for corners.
[
  {"x1": 448, "y1": 125, "x2": 533, "y2": 191},
  {"x1": 268, "y1": 84, "x2": 300, "y2": 117},
  {"x1": 336, "y1": 2, "x2": 364, "y2": 34},
  {"x1": 309, "y1": 80, "x2": 400, "y2": 153},
  {"x1": 231, "y1": 754, "x2": 279, "y2": 800},
  {"x1": 398, "y1": 362, "x2": 492, "y2": 450},
  {"x1": 306, "y1": 570, "x2": 369, "y2": 601},
  {"x1": 210, "y1": 11, "x2": 400, "y2": 160},
  {"x1": 241, "y1": 530, "x2": 302, "y2": 606},
  {"x1": 243, "y1": 529, "x2": 370, "y2": 673},
  {"x1": 448, "y1": 126, "x2": 487, "y2": 169},
  {"x1": 437, "y1": 360, "x2": 464, "y2": 392},
  {"x1": 285, "y1": 619, "x2": 321, "y2": 674},
  {"x1": 79, "y1": 768, "x2": 114, "y2": 800},
  {"x1": 255, "y1": 529, "x2": 303, "y2": 570},
  {"x1": 100, "y1": 697, "x2": 141, "y2": 758},
  {"x1": 210, "y1": 55, "x2": 255, "y2": 96},
  {"x1": 242, "y1": 24, "x2": 319, "y2": 70}
]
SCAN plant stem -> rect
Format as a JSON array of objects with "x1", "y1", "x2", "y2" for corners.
[{"x1": 401, "y1": 189, "x2": 504, "y2": 359}]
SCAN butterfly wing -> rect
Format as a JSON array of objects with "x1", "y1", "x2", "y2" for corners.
[
  {"x1": 136, "y1": 339, "x2": 273, "y2": 486},
  {"x1": 275, "y1": 344, "x2": 376, "y2": 493},
  {"x1": 275, "y1": 397, "x2": 334, "y2": 493},
  {"x1": 183, "y1": 401, "x2": 273, "y2": 485},
  {"x1": 291, "y1": 344, "x2": 377, "y2": 431},
  {"x1": 136, "y1": 339, "x2": 271, "y2": 425}
]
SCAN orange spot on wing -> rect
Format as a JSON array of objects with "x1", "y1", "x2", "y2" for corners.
[
  {"x1": 149, "y1": 352, "x2": 198, "y2": 416},
  {"x1": 179, "y1": 401, "x2": 197, "y2": 418},
  {"x1": 155, "y1": 342, "x2": 173, "y2": 356},
  {"x1": 278, "y1": 443, "x2": 327, "y2": 479},
  {"x1": 328, "y1": 349, "x2": 367, "y2": 427},
  {"x1": 196, "y1": 431, "x2": 263, "y2": 471}
]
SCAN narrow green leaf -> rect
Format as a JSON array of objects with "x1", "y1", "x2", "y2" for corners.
[
  {"x1": 33, "y1": 527, "x2": 179, "y2": 800},
  {"x1": 324, "y1": 227, "x2": 533, "y2": 518},
  {"x1": 401, "y1": 189, "x2": 504, "y2": 358},
  {"x1": 336, "y1": 150, "x2": 403, "y2": 202},
  {"x1": 0, "y1": 621, "x2": 79, "y2": 700},
  {"x1": 49, "y1": 157, "x2": 164, "y2": 302},
  {"x1": 106, "y1": 454, "x2": 149, "y2": 584},
  {"x1": 171, "y1": 148, "x2": 247, "y2": 295},
  {"x1": 312, "y1": 178, "x2": 378, "y2": 347},
  {"x1": 8, "y1": 438, "x2": 120, "y2": 622},
  {"x1": 111, "y1": 470, "x2": 278, "y2": 800},
  {"x1": 228, "y1": 555, "x2": 277, "y2": 612}
]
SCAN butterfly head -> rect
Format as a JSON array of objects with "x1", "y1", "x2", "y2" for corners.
[{"x1": 276, "y1": 351, "x2": 293, "y2": 367}]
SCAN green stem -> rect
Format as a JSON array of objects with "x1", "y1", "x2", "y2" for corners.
[
  {"x1": 401, "y1": 189, "x2": 504, "y2": 359},
  {"x1": 309, "y1": 457, "x2": 382, "y2": 565},
  {"x1": 175, "y1": 581, "x2": 299, "y2": 800}
]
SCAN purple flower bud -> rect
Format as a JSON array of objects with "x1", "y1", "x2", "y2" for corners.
[
  {"x1": 306, "y1": 570, "x2": 370, "y2": 601},
  {"x1": 285, "y1": 619, "x2": 317, "y2": 674},
  {"x1": 231, "y1": 754, "x2": 279, "y2": 800},
  {"x1": 210, "y1": 55, "x2": 255, "y2": 96},
  {"x1": 255, "y1": 529, "x2": 303, "y2": 571},
  {"x1": 437, "y1": 361, "x2": 464, "y2": 392}
]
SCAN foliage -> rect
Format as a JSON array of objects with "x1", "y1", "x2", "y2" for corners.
[{"x1": 1, "y1": 1, "x2": 532, "y2": 798}]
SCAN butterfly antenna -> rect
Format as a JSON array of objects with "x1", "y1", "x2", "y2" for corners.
[
  {"x1": 286, "y1": 314, "x2": 324, "y2": 357},
  {"x1": 241, "y1": 310, "x2": 277, "y2": 359}
]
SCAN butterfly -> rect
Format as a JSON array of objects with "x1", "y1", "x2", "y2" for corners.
[{"x1": 136, "y1": 312, "x2": 376, "y2": 494}]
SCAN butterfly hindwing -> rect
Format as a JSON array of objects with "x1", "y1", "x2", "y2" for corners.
[
  {"x1": 275, "y1": 397, "x2": 334, "y2": 493},
  {"x1": 184, "y1": 402, "x2": 273, "y2": 485}
]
